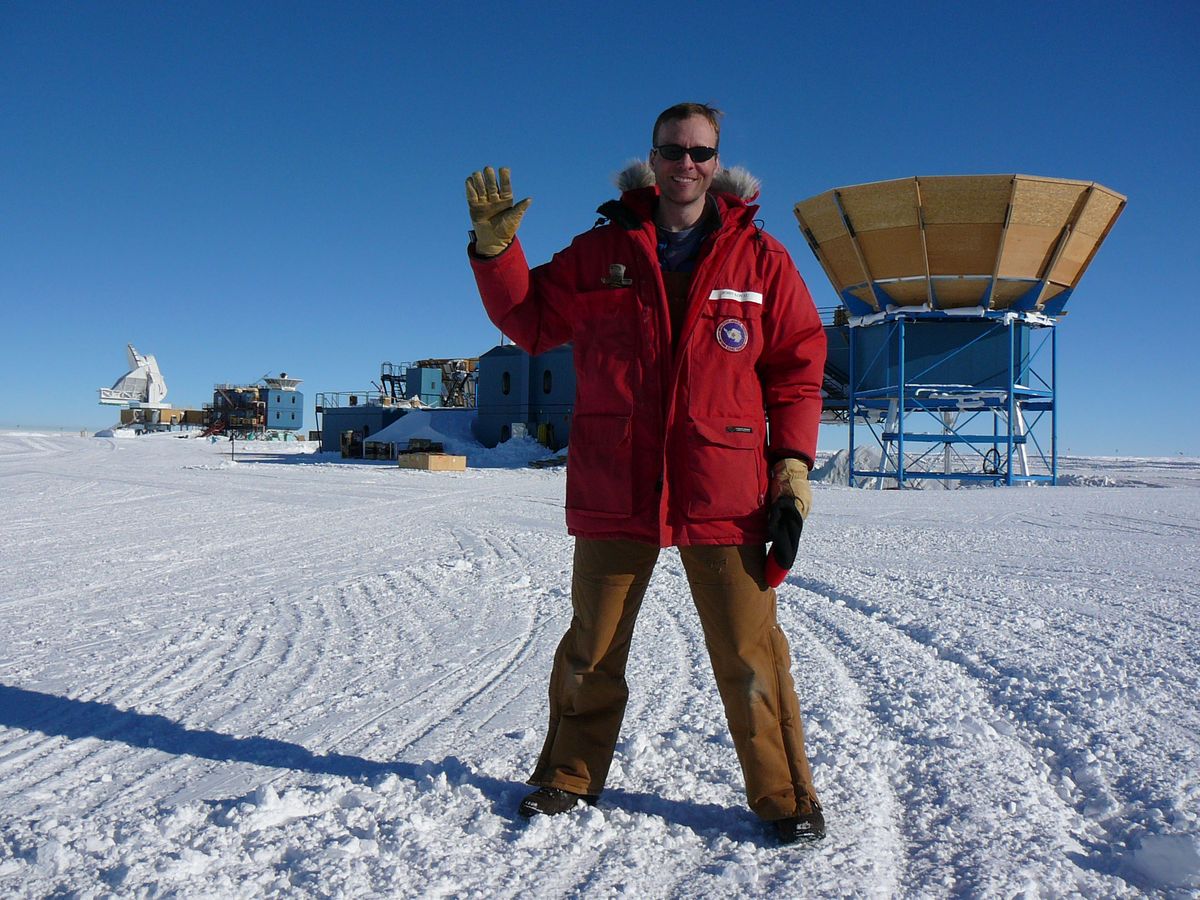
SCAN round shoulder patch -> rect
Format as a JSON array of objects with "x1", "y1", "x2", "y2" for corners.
[{"x1": 716, "y1": 318, "x2": 749, "y2": 352}]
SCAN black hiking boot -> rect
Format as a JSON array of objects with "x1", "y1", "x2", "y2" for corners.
[
  {"x1": 518, "y1": 787, "x2": 597, "y2": 818},
  {"x1": 773, "y1": 809, "x2": 826, "y2": 844}
]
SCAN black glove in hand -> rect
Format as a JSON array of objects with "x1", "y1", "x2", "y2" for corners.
[
  {"x1": 764, "y1": 458, "x2": 810, "y2": 587},
  {"x1": 765, "y1": 495, "x2": 804, "y2": 588}
]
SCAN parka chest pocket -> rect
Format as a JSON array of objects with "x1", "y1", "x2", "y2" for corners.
[
  {"x1": 699, "y1": 298, "x2": 764, "y2": 360},
  {"x1": 683, "y1": 416, "x2": 767, "y2": 520},
  {"x1": 573, "y1": 287, "x2": 639, "y2": 363}
]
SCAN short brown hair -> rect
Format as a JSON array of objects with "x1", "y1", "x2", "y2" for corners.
[{"x1": 652, "y1": 102, "x2": 723, "y2": 148}]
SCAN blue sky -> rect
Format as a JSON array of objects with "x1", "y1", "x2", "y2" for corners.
[{"x1": 2, "y1": 1, "x2": 1197, "y2": 455}]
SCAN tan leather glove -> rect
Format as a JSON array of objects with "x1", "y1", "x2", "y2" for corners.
[
  {"x1": 769, "y1": 458, "x2": 812, "y2": 520},
  {"x1": 465, "y1": 166, "x2": 532, "y2": 257}
]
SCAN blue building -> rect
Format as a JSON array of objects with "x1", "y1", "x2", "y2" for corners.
[
  {"x1": 403, "y1": 365, "x2": 445, "y2": 407},
  {"x1": 207, "y1": 375, "x2": 304, "y2": 437},
  {"x1": 475, "y1": 344, "x2": 574, "y2": 450},
  {"x1": 263, "y1": 380, "x2": 305, "y2": 432},
  {"x1": 317, "y1": 402, "x2": 408, "y2": 453}
]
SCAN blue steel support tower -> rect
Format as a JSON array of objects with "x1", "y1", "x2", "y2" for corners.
[{"x1": 845, "y1": 312, "x2": 1057, "y2": 486}]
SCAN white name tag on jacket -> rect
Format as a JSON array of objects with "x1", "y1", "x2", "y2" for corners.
[{"x1": 708, "y1": 289, "x2": 763, "y2": 305}]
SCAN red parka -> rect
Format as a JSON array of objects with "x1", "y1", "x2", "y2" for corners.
[{"x1": 470, "y1": 174, "x2": 826, "y2": 547}]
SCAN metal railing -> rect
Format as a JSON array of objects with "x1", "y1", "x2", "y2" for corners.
[
  {"x1": 314, "y1": 391, "x2": 395, "y2": 410},
  {"x1": 817, "y1": 305, "x2": 841, "y2": 326}
]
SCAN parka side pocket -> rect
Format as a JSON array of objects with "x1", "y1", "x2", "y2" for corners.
[
  {"x1": 566, "y1": 414, "x2": 633, "y2": 517},
  {"x1": 683, "y1": 416, "x2": 767, "y2": 520}
]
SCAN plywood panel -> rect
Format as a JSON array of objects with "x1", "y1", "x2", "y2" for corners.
[
  {"x1": 990, "y1": 281, "x2": 1037, "y2": 310},
  {"x1": 820, "y1": 236, "x2": 865, "y2": 290},
  {"x1": 848, "y1": 286, "x2": 878, "y2": 310},
  {"x1": 397, "y1": 453, "x2": 468, "y2": 471},
  {"x1": 1076, "y1": 189, "x2": 1126, "y2": 236},
  {"x1": 794, "y1": 175, "x2": 1123, "y2": 310},
  {"x1": 1010, "y1": 178, "x2": 1086, "y2": 227},
  {"x1": 932, "y1": 279, "x2": 989, "y2": 308},
  {"x1": 925, "y1": 224, "x2": 1002, "y2": 274},
  {"x1": 793, "y1": 194, "x2": 845, "y2": 241},
  {"x1": 838, "y1": 180, "x2": 919, "y2": 231},
  {"x1": 880, "y1": 281, "x2": 930, "y2": 306},
  {"x1": 919, "y1": 176, "x2": 1012, "y2": 224},
  {"x1": 1047, "y1": 230, "x2": 1097, "y2": 284},
  {"x1": 858, "y1": 227, "x2": 925, "y2": 279},
  {"x1": 1039, "y1": 283, "x2": 1070, "y2": 308},
  {"x1": 996, "y1": 224, "x2": 1059, "y2": 278}
]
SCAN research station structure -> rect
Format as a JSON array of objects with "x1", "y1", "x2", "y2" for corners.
[{"x1": 796, "y1": 174, "x2": 1125, "y2": 486}]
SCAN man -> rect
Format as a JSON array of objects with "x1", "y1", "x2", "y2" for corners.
[{"x1": 465, "y1": 103, "x2": 828, "y2": 844}]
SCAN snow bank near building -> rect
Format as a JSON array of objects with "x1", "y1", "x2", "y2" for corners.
[
  {"x1": 365, "y1": 408, "x2": 556, "y2": 469},
  {"x1": 811, "y1": 447, "x2": 891, "y2": 488},
  {"x1": 813, "y1": 447, "x2": 997, "y2": 490},
  {"x1": 368, "y1": 408, "x2": 476, "y2": 450}
]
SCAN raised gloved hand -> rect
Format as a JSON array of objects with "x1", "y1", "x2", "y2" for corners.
[
  {"x1": 764, "y1": 458, "x2": 812, "y2": 588},
  {"x1": 465, "y1": 166, "x2": 532, "y2": 257}
]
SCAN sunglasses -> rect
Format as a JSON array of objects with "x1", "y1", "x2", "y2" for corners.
[{"x1": 653, "y1": 144, "x2": 718, "y2": 163}]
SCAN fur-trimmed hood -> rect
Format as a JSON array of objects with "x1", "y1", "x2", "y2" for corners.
[
  {"x1": 596, "y1": 161, "x2": 762, "y2": 231},
  {"x1": 613, "y1": 160, "x2": 761, "y2": 202}
]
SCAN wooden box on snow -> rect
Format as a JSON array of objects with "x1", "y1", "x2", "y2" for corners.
[{"x1": 396, "y1": 452, "x2": 467, "y2": 472}]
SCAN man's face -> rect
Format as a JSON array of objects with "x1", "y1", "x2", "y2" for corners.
[{"x1": 650, "y1": 115, "x2": 719, "y2": 209}]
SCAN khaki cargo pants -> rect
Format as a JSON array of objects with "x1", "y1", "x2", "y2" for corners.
[{"x1": 529, "y1": 538, "x2": 820, "y2": 821}]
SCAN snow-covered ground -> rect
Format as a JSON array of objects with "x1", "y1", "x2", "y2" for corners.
[{"x1": 1, "y1": 431, "x2": 1197, "y2": 898}]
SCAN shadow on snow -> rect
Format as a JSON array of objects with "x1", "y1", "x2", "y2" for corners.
[{"x1": 0, "y1": 683, "x2": 755, "y2": 839}]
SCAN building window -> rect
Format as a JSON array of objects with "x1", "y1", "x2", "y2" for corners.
[
  {"x1": 500, "y1": 424, "x2": 511, "y2": 442},
  {"x1": 502, "y1": 372, "x2": 511, "y2": 395},
  {"x1": 543, "y1": 370, "x2": 552, "y2": 394}
]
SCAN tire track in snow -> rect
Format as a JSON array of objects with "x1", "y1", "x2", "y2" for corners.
[
  {"x1": 0, "y1": 606, "x2": 247, "y2": 817},
  {"x1": 1079, "y1": 510, "x2": 1200, "y2": 538},
  {"x1": 159, "y1": 567, "x2": 451, "y2": 804},
  {"x1": 4, "y1": 572, "x2": 400, "y2": 818},
  {"x1": 82, "y1": 608, "x2": 291, "y2": 815},
  {"x1": 760, "y1": 598, "x2": 907, "y2": 898},
  {"x1": 622, "y1": 552, "x2": 697, "y2": 739},
  {"x1": 784, "y1": 575, "x2": 1131, "y2": 896},
  {"x1": 157, "y1": 527, "x2": 567, "y2": 804},
  {"x1": 792, "y1": 565, "x2": 1190, "y2": 894},
  {"x1": 58, "y1": 604, "x2": 300, "y2": 818},
  {"x1": 338, "y1": 528, "x2": 567, "y2": 756}
]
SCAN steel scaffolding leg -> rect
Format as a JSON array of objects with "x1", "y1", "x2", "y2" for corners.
[
  {"x1": 877, "y1": 400, "x2": 899, "y2": 490},
  {"x1": 1014, "y1": 405, "x2": 1031, "y2": 477},
  {"x1": 942, "y1": 411, "x2": 958, "y2": 475}
]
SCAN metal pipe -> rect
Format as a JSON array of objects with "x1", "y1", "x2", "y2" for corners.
[
  {"x1": 849, "y1": 321, "x2": 857, "y2": 487},
  {"x1": 1006, "y1": 321, "x2": 1015, "y2": 486},
  {"x1": 898, "y1": 319, "x2": 907, "y2": 487},
  {"x1": 1052, "y1": 325, "x2": 1059, "y2": 485}
]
